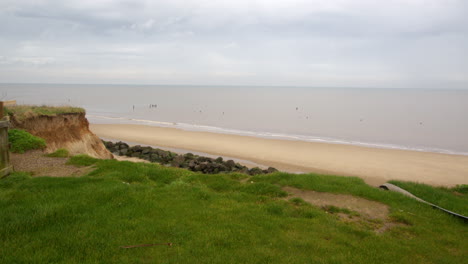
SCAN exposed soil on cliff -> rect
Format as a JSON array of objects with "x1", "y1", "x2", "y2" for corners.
[
  {"x1": 10, "y1": 150, "x2": 94, "y2": 177},
  {"x1": 10, "y1": 113, "x2": 113, "y2": 159}
]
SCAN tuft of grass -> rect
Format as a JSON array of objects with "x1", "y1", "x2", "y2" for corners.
[
  {"x1": 322, "y1": 205, "x2": 360, "y2": 217},
  {"x1": 8, "y1": 129, "x2": 46, "y2": 153},
  {"x1": 45, "y1": 148, "x2": 69, "y2": 158},
  {"x1": 5, "y1": 105, "x2": 85, "y2": 121},
  {"x1": 289, "y1": 197, "x2": 308, "y2": 206},
  {"x1": 240, "y1": 182, "x2": 288, "y2": 197},
  {"x1": 67, "y1": 154, "x2": 99, "y2": 167},
  {"x1": 389, "y1": 211, "x2": 414, "y2": 225}
]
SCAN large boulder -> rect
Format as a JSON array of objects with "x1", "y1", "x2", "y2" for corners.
[
  {"x1": 171, "y1": 155, "x2": 185, "y2": 167},
  {"x1": 249, "y1": 167, "x2": 264, "y2": 175},
  {"x1": 266, "y1": 167, "x2": 278, "y2": 174},
  {"x1": 142, "y1": 147, "x2": 151, "y2": 155},
  {"x1": 120, "y1": 148, "x2": 128, "y2": 156},
  {"x1": 225, "y1": 160, "x2": 236, "y2": 170}
]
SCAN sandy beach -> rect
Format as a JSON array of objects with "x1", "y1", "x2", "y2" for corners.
[{"x1": 90, "y1": 124, "x2": 468, "y2": 187}]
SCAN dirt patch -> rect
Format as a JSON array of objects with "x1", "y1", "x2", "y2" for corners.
[
  {"x1": 283, "y1": 186, "x2": 404, "y2": 233},
  {"x1": 283, "y1": 186, "x2": 389, "y2": 219},
  {"x1": 10, "y1": 150, "x2": 93, "y2": 177}
]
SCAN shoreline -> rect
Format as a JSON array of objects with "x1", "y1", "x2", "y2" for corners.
[
  {"x1": 87, "y1": 115, "x2": 468, "y2": 157},
  {"x1": 90, "y1": 123, "x2": 468, "y2": 187}
]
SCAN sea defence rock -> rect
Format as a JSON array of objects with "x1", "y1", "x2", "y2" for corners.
[
  {"x1": 10, "y1": 113, "x2": 113, "y2": 159},
  {"x1": 103, "y1": 140, "x2": 278, "y2": 175}
]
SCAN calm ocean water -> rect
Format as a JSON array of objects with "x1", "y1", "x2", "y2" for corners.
[{"x1": 1, "y1": 83, "x2": 468, "y2": 155}]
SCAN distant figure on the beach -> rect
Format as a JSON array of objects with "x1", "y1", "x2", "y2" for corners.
[
  {"x1": 133, "y1": 105, "x2": 135, "y2": 111},
  {"x1": 296, "y1": 107, "x2": 298, "y2": 111}
]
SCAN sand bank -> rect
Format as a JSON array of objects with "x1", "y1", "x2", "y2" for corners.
[{"x1": 90, "y1": 124, "x2": 468, "y2": 187}]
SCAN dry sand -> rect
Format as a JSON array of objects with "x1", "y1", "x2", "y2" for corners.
[{"x1": 90, "y1": 124, "x2": 468, "y2": 187}]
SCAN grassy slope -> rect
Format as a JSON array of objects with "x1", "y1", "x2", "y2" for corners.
[
  {"x1": 0, "y1": 157, "x2": 466, "y2": 264},
  {"x1": 5, "y1": 105, "x2": 85, "y2": 121}
]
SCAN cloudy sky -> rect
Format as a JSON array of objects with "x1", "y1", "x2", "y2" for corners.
[{"x1": 0, "y1": 0, "x2": 467, "y2": 88}]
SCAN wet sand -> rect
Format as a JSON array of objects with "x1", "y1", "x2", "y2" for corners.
[{"x1": 90, "y1": 124, "x2": 468, "y2": 187}]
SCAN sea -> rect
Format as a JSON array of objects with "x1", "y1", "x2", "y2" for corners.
[{"x1": 1, "y1": 83, "x2": 468, "y2": 156}]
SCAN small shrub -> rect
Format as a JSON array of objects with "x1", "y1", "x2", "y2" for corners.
[
  {"x1": 67, "y1": 155, "x2": 98, "y2": 166},
  {"x1": 46, "y1": 148, "x2": 69, "y2": 158},
  {"x1": 8, "y1": 129, "x2": 46, "y2": 153}
]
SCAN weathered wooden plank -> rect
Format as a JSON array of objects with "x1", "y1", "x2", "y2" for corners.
[
  {"x1": 0, "y1": 166, "x2": 13, "y2": 178},
  {"x1": 0, "y1": 121, "x2": 10, "y2": 128},
  {"x1": 3, "y1": 100, "x2": 16, "y2": 106}
]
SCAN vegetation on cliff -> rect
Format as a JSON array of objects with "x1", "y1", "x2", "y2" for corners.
[
  {"x1": 8, "y1": 129, "x2": 46, "y2": 153},
  {"x1": 45, "y1": 148, "x2": 70, "y2": 158},
  {"x1": 0, "y1": 155, "x2": 466, "y2": 263},
  {"x1": 5, "y1": 105, "x2": 85, "y2": 121}
]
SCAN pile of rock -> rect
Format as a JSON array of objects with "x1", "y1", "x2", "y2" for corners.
[{"x1": 103, "y1": 140, "x2": 278, "y2": 175}]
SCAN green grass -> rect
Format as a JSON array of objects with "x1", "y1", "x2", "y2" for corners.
[
  {"x1": 5, "y1": 105, "x2": 85, "y2": 121},
  {"x1": 0, "y1": 157, "x2": 466, "y2": 263},
  {"x1": 389, "y1": 180, "x2": 468, "y2": 216},
  {"x1": 45, "y1": 148, "x2": 70, "y2": 158},
  {"x1": 322, "y1": 205, "x2": 360, "y2": 217},
  {"x1": 66, "y1": 154, "x2": 100, "y2": 166},
  {"x1": 8, "y1": 129, "x2": 46, "y2": 153}
]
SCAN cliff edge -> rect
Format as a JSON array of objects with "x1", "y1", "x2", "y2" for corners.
[{"x1": 10, "y1": 112, "x2": 113, "y2": 159}]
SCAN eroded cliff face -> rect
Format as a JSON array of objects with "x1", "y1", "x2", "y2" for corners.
[{"x1": 10, "y1": 113, "x2": 113, "y2": 159}]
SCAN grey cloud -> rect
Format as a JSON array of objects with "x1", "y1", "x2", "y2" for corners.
[{"x1": 0, "y1": 0, "x2": 467, "y2": 88}]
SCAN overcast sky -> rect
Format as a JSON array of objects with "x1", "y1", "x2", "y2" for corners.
[{"x1": 0, "y1": 0, "x2": 467, "y2": 88}]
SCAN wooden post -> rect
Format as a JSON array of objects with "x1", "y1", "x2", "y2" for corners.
[{"x1": 0, "y1": 101, "x2": 12, "y2": 177}]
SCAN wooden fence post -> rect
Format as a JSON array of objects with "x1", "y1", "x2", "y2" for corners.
[
  {"x1": 0, "y1": 101, "x2": 12, "y2": 177},
  {"x1": 0, "y1": 101, "x2": 4, "y2": 119}
]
